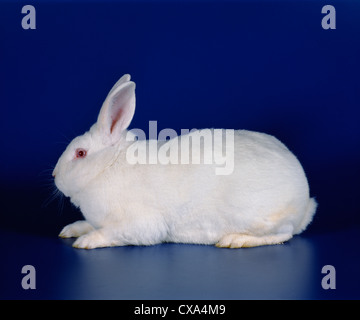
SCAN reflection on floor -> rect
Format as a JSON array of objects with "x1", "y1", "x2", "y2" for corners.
[{"x1": 1, "y1": 227, "x2": 359, "y2": 299}]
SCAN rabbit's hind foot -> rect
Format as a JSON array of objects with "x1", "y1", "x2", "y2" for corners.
[{"x1": 215, "y1": 232, "x2": 292, "y2": 248}]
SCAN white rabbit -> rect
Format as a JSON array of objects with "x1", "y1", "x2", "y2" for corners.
[{"x1": 53, "y1": 74, "x2": 317, "y2": 249}]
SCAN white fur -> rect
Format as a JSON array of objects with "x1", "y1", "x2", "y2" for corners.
[{"x1": 54, "y1": 74, "x2": 317, "y2": 249}]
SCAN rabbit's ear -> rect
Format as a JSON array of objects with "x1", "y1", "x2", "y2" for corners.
[
  {"x1": 97, "y1": 79, "x2": 136, "y2": 145},
  {"x1": 107, "y1": 74, "x2": 131, "y2": 97}
]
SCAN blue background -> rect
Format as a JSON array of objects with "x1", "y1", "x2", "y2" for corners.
[{"x1": 1, "y1": 0, "x2": 359, "y2": 300}]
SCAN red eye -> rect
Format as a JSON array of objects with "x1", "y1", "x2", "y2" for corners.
[{"x1": 75, "y1": 148, "x2": 87, "y2": 159}]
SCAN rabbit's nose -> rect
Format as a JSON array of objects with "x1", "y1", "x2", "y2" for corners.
[{"x1": 52, "y1": 168, "x2": 57, "y2": 178}]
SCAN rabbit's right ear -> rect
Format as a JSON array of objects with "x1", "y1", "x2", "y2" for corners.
[{"x1": 97, "y1": 76, "x2": 136, "y2": 146}]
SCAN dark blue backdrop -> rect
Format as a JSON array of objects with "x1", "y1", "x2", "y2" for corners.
[
  {"x1": 1, "y1": 0, "x2": 359, "y2": 233},
  {"x1": 1, "y1": 0, "x2": 359, "y2": 300}
]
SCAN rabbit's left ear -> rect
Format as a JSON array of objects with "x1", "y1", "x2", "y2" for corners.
[
  {"x1": 97, "y1": 78, "x2": 136, "y2": 145},
  {"x1": 107, "y1": 74, "x2": 131, "y2": 97}
]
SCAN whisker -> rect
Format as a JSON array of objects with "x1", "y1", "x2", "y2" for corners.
[
  {"x1": 38, "y1": 168, "x2": 55, "y2": 178},
  {"x1": 42, "y1": 187, "x2": 60, "y2": 208},
  {"x1": 57, "y1": 192, "x2": 65, "y2": 215},
  {"x1": 40, "y1": 133, "x2": 70, "y2": 214}
]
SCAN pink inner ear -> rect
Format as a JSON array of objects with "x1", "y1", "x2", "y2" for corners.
[{"x1": 110, "y1": 107, "x2": 123, "y2": 134}]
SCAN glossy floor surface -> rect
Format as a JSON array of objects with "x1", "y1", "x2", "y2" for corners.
[{"x1": 1, "y1": 226, "x2": 359, "y2": 300}]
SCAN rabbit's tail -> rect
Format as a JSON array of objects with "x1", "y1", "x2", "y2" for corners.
[{"x1": 294, "y1": 197, "x2": 317, "y2": 235}]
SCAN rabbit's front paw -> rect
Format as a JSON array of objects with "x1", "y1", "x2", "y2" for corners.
[
  {"x1": 59, "y1": 220, "x2": 94, "y2": 238},
  {"x1": 73, "y1": 230, "x2": 109, "y2": 249}
]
